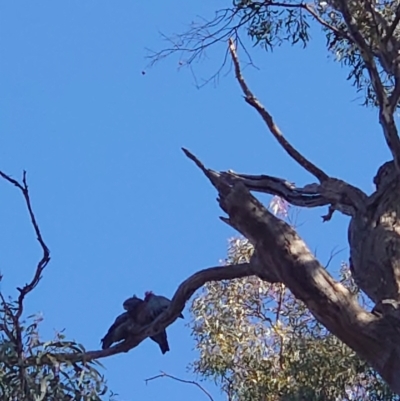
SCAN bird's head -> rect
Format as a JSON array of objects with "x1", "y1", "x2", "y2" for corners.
[
  {"x1": 144, "y1": 291, "x2": 154, "y2": 300},
  {"x1": 123, "y1": 294, "x2": 142, "y2": 311}
]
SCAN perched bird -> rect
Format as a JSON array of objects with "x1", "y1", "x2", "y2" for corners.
[
  {"x1": 142, "y1": 291, "x2": 184, "y2": 321},
  {"x1": 101, "y1": 311, "x2": 137, "y2": 350},
  {"x1": 101, "y1": 295, "x2": 170, "y2": 354}
]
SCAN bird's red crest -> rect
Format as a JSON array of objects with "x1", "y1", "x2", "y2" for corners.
[{"x1": 144, "y1": 291, "x2": 154, "y2": 300}]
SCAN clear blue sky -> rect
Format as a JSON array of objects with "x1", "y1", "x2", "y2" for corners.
[{"x1": 0, "y1": 1, "x2": 392, "y2": 400}]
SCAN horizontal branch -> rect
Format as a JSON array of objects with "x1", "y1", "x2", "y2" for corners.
[
  {"x1": 183, "y1": 148, "x2": 367, "y2": 219},
  {"x1": 25, "y1": 263, "x2": 255, "y2": 366}
]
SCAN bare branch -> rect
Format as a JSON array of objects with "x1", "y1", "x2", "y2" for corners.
[
  {"x1": 0, "y1": 171, "x2": 50, "y2": 321},
  {"x1": 228, "y1": 38, "x2": 329, "y2": 182},
  {"x1": 325, "y1": 246, "x2": 346, "y2": 269},
  {"x1": 146, "y1": 7, "x2": 258, "y2": 87},
  {"x1": 145, "y1": 371, "x2": 215, "y2": 401},
  {"x1": 183, "y1": 147, "x2": 368, "y2": 218}
]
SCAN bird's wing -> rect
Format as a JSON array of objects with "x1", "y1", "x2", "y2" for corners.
[
  {"x1": 146, "y1": 295, "x2": 170, "y2": 320},
  {"x1": 106, "y1": 312, "x2": 130, "y2": 333},
  {"x1": 101, "y1": 312, "x2": 131, "y2": 349},
  {"x1": 148, "y1": 295, "x2": 184, "y2": 319}
]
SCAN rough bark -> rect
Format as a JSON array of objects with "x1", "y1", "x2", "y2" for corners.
[{"x1": 349, "y1": 161, "x2": 400, "y2": 305}]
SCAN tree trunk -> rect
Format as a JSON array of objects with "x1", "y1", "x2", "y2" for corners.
[{"x1": 349, "y1": 161, "x2": 400, "y2": 305}]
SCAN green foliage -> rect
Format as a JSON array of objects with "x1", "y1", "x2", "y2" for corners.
[
  {"x1": 0, "y1": 298, "x2": 116, "y2": 401},
  {"x1": 189, "y1": 200, "x2": 396, "y2": 400}
]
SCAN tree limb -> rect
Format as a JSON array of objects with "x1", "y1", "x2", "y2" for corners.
[
  {"x1": 228, "y1": 38, "x2": 329, "y2": 182},
  {"x1": 185, "y1": 154, "x2": 400, "y2": 394},
  {"x1": 0, "y1": 170, "x2": 51, "y2": 322},
  {"x1": 145, "y1": 371, "x2": 215, "y2": 401}
]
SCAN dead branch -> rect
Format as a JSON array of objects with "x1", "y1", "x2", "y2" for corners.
[
  {"x1": 0, "y1": 171, "x2": 51, "y2": 322},
  {"x1": 228, "y1": 38, "x2": 329, "y2": 183},
  {"x1": 183, "y1": 148, "x2": 368, "y2": 219},
  {"x1": 145, "y1": 371, "x2": 215, "y2": 401}
]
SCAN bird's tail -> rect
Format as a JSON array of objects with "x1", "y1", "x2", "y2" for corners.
[
  {"x1": 150, "y1": 331, "x2": 170, "y2": 355},
  {"x1": 101, "y1": 334, "x2": 113, "y2": 350}
]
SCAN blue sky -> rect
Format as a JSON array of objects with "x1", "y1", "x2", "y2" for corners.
[{"x1": 0, "y1": 1, "x2": 392, "y2": 400}]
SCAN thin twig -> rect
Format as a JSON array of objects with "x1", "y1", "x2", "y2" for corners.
[
  {"x1": 228, "y1": 38, "x2": 329, "y2": 183},
  {"x1": 145, "y1": 371, "x2": 215, "y2": 401},
  {"x1": 325, "y1": 246, "x2": 346, "y2": 269}
]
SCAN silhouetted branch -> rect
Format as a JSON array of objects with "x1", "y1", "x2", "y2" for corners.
[
  {"x1": 0, "y1": 171, "x2": 50, "y2": 321},
  {"x1": 183, "y1": 147, "x2": 367, "y2": 219},
  {"x1": 145, "y1": 371, "x2": 215, "y2": 401}
]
